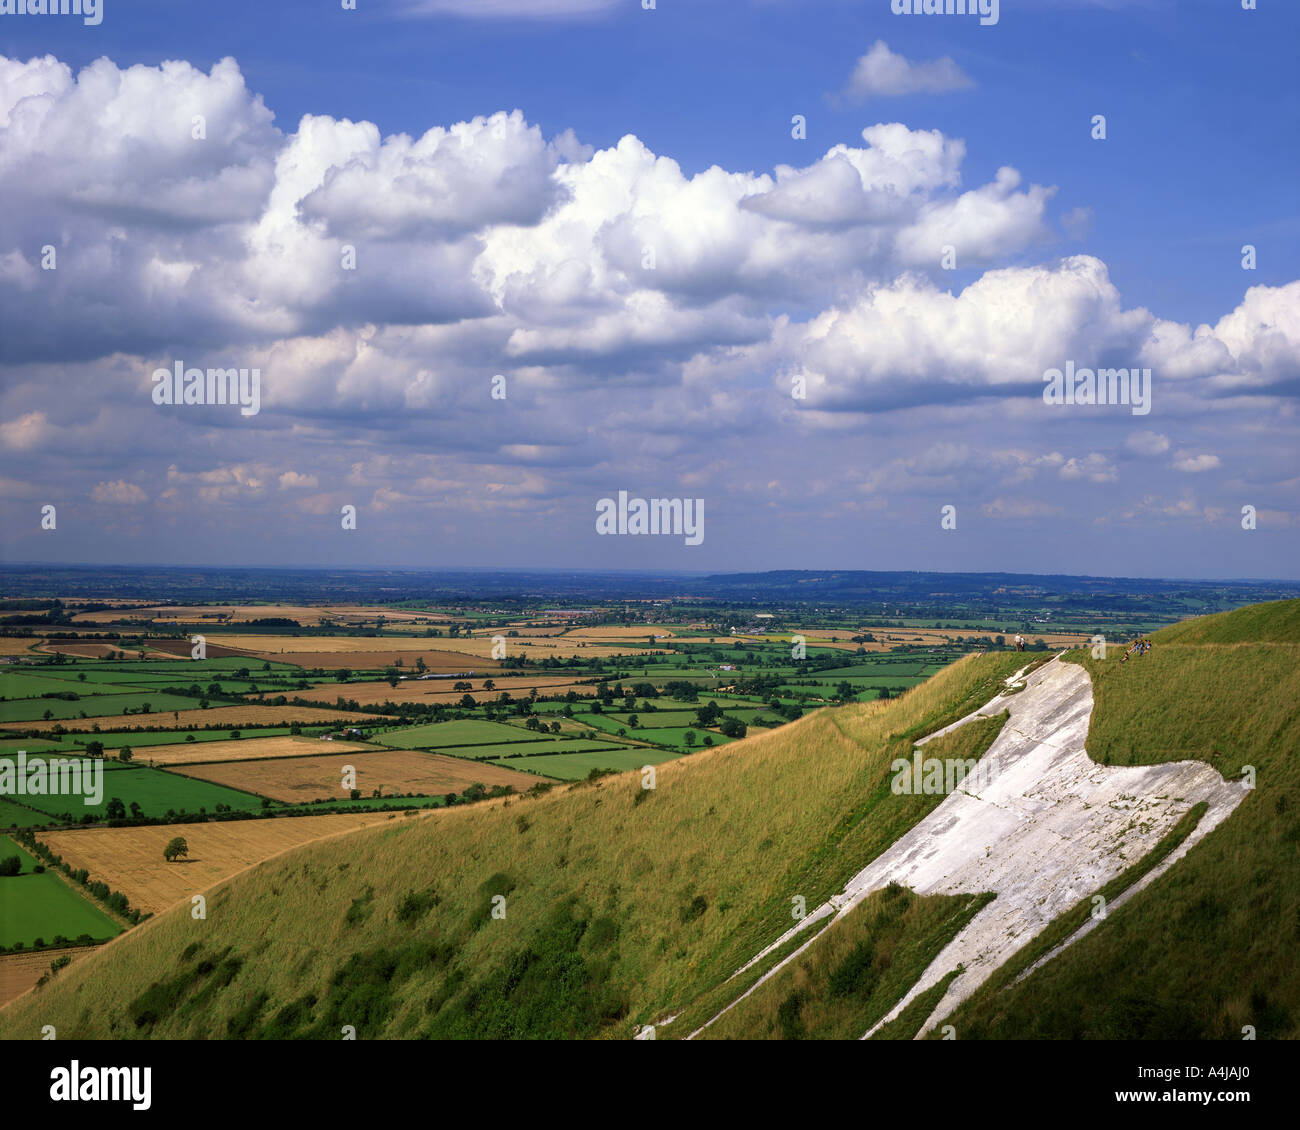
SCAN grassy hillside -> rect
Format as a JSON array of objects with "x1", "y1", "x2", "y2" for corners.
[
  {"x1": 940, "y1": 598, "x2": 1300, "y2": 1038},
  {"x1": 0, "y1": 651, "x2": 1029, "y2": 1039},
  {"x1": 4, "y1": 597, "x2": 1294, "y2": 1041},
  {"x1": 701, "y1": 883, "x2": 996, "y2": 1040}
]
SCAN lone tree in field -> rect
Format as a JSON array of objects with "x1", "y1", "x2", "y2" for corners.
[{"x1": 163, "y1": 836, "x2": 189, "y2": 863}]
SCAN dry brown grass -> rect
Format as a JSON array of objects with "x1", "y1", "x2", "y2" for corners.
[
  {"x1": 170, "y1": 750, "x2": 550, "y2": 803},
  {"x1": 134, "y1": 736, "x2": 373, "y2": 767},
  {"x1": 37, "y1": 813, "x2": 403, "y2": 916}
]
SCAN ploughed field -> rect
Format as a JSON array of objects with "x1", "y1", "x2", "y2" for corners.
[
  {"x1": 170, "y1": 750, "x2": 551, "y2": 803},
  {"x1": 0, "y1": 704, "x2": 392, "y2": 733},
  {"x1": 0, "y1": 947, "x2": 97, "y2": 1010}
]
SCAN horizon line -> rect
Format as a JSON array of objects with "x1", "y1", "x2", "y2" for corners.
[{"x1": 0, "y1": 562, "x2": 1297, "y2": 586}]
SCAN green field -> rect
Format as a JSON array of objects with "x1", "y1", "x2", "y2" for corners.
[
  {"x1": 627, "y1": 727, "x2": 737, "y2": 749},
  {"x1": 0, "y1": 799, "x2": 52, "y2": 829},
  {"x1": 35, "y1": 669, "x2": 218, "y2": 685},
  {"x1": 0, "y1": 691, "x2": 200, "y2": 723},
  {"x1": 465, "y1": 740, "x2": 634, "y2": 760},
  {"x1": 488, "y1": 746, "x2": 684, "y2": 780},
  {"x1": 0, "y1": 738, "x2": 62, "y2": 755},
  {"x1": 36, "y1": 658, "x2": 301, "y2": 676},
  {"x1": 604, "y1": 710, "x2": 702, "y2": 728},
  {"x1": 579, "y1": 712, "x2": 630, "y2": 734},
  {"x1": 812, "y1": 662, "x2": 932, "y2": 677},
  {"x1": 608, "y1": 707, "x2": 764, "y2": 728},
  {"x1": 0, "y1": 835, "x2": 123, "y2": 948},
  {"x1": 1, "y1": 672, "x2": 129, "y2": 698},
  {"x1": 13, "y1": 765, "x2": 266, "y2": 822}
]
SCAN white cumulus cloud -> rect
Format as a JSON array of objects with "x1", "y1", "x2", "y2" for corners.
[{"x1": 841, "y1": 41, "x2": 975, "y2": 99}]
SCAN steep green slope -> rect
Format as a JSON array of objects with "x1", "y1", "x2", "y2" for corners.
[
  {"x1": 1154, "y1": 597, "x2": 1300, "y2": 645},
  {"x1": 939, "y1": 598, "x2": 1300, "y2": 1038},
  {"x1": 0, "y1": 652, "x2": 1029, "y2": 1039},
  {"x1": 701, "y1": 883, "x2": 996, "y2": 1040}
]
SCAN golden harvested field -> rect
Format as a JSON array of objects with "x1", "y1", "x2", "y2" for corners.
[
  {"x1": 0, "y1": 638, "x2": 39, "y2": 655},
  {"x1": 39, "y1": 812, "x2": 405, "y2": 915},
  {"x1": 133, "y1": 735, "x2": 374, "y2": 767},
  {"x1": 0, "y1": 704, "x2": 391, "y2": 734},
  {"x1": 170, "y1": 750, "x2": 551, "y2": 804},
  {"x1": 279, "y1": 675, "x2": 596, "y2": 706},
  {"x1": 0, "y1": 947, "x2": 98, "y2": 1010}
]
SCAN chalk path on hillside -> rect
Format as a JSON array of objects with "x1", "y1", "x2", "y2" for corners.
[{"x1": 688, "y1": 656, "x2": 1244, "y2": 1040}]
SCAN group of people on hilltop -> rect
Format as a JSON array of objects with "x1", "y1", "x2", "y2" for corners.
[{"x1": 1119, "y1": 638, "x2": 1153, "y2": 664}]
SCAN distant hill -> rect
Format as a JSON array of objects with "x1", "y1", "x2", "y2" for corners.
[{"x1": 0, "y1": 564, "x2": 1295, "y2": 611}]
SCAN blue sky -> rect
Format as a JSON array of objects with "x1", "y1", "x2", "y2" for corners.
[
  {"x1": 7, "y1": 0, "x2": 1296, "y2": 323},
  {"x1": 0, "y1": 0, "x2": 1297, "y2": 578}
]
